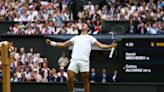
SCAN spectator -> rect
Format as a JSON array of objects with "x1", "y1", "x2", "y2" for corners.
[
  {"x1": 93, "y1": 20, "x2": 102, "y2": 34},
  {"x1": 89, "y1": 67, "x2": 99, "y2": 83},
  {"x1": 40, "y1": 70, "x2": 48, "y2": 82},
  {"x1": 84, "y1": 1, "x2": 95, "y2": 16},
  {"x1": 147, "y1": 23, "x2": 159, "y2": 34},
  {"x1": 43, "y1": 58, "x2": 49, "y2": 67},
  {"x1": 90, "y1": 11, "x2": 101, "y2": 22},
  {"x1": 66, "y1": 23, "x2": 79, "y2": 34},
  {"x1": 57, "y1": 67, "x2": 67, "y2": 83},
  {"x1": 41, "y1": 63, "x2": 50, "y2": 79},
  {"x1": 47, "y1": 68, "x2": 58, "y2": 82},
  {"x1": 87, "y1": 19, "x2": 95, "y2": 34},
  {"x1": 76, "y1": 19, "x2": 83, "y2": 30},
  {"x1": 100, "y1": 68, "x2": 110, "y2": 83},
  {"x1": 136, "y1": 22, "x2": 147, "y2": 34},
  {"x1": 51, "y1": 68, "x2": 58, "y2": 80},
  {"x1": 47, "y1": 21, "x2": 57, "y2": 34},
  {"x1": 57, "y1": 22, "x2": 67, "y2": 34},
  {"x1": 111, "y1": 70, "x2": 119, "y2": 82},
  {"x1": 19, "y1": 47, "x2": 26, "y2": 64},
  {"x1": 33, "y1": 53, "x2": 43, "y2": 64},
  {"x1": 47, "y1": 69, "x2": 55, "y2": 82},
  {"x1": 11, "y1": 73, "x2": 19, "y2": 82},
  {"x1": 27, "y1": 47, "x2": 36, "y2": 59},
  {"x1": 20, "y1": 73, "x2": 27, "y2": 82},
  {"x1": 58, "y1": 52, "x2": 69, "y2": 69},
  {"x1": 24, "y1": 67, "x2": 31, "y2": 81},
  {"x1": 30, "y1": 68, "x2": 42, "y2": 82}
]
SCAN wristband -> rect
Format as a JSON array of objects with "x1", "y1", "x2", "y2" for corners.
[{"x1": 50, "y1": 41, "x2": 57, "y2": 47}]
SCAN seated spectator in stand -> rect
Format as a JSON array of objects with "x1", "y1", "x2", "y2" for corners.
[
  {"x1": 41, "y1": 26, "x2": 53, "y2": 34},
  {"x1": 33, "y1": 53, "x2": 43, "y2": 64},
  {"x1": 19, "y1": 47, "x2": 26, "y2": 65},
  {"x1": 15, "y1": 66, "x2": 22, "y2": 82},
  {"x1": 25, "y1": 26, "x2": 35, "y2": 35},
  {"x1": 51, "y1": 68, "x2": 58, "y2": 80},
  {"x1": 156, "y1": 21, "x2": 164, "y2": 34},
  {"x1": 57, "y1": 67, "x2": 67, "y2": 83},
  {"x1": 27, "y1": 48, "x2": 36, "y2": 59},
  {"x1": 147, "y1": 23, "x2": 159, "y2": 34},
  {"x1": 89, "y1": 67, "x2": 99, "y2": 83},
  {"x1": 11, "y1": 73, "x2": 19, "y2": 82},
  {"x1": 84, "y1": 1, "x2": 95, "y2": 16},
  {"x1": 30, "y1": 68, "x2": 42, "y2": 82},
  {"x1": 41, "y1": 63, "x2": 50, "y2": 80},
  {"x1": 58, "y1": 52, "x2": 69, "y2": 69},
  {"x1": 93, "y1": 20, "x2": 102, "y2": 34},
  {"x1": 90, "y1": 11, "x2": 101, "y2": 22},
  {"x1": 100, "y1": 68, "x2": 110, "y2": 83},
  {"x1": 111, "y1": 70, "x2": 119, "y2": 82},
  {"x1": 40, "y1": 70, "x2": 48, "y2": 82},
  {"x1": 47, "y1": 68, "x2": 58, "y2": 82},
  {"x1": 136, "y1": 22, "x2": 147, "y2": 34},
  {"x1": 24, "y1": 67, "x2": 31, "y2": 81},
  {"x1": 76, "y1": 19, "x2": 83, "y2": 30},
  {"x1": 67, "y1": 24, "x2": 79, "y2": 34},
  {"x1": 47, "y1": 69, "x2": 55, "y2": 82},
  {"x1": 87, "y1": 20, "x2": 95, "y2": 34},
  {"x1": 20, "y1": 73, "x2": 27, "y2": 82},
  {"x1": 43, "y1": 58, "x2": 49, "y2": 68},
  {"x1": 57, "y1": 23, "x2": 67, "y2": 34}
]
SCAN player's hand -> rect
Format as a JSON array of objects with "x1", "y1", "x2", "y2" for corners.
[
  {"x1": 112, "y1": 42, "x2": 118, "y2": 48},
  {"x1": 46, "y1": 39, "x2": 51, "y2": 45}
]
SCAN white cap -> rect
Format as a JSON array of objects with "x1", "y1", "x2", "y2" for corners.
[
  {"x1": 60, "y1": 67, "x2": 64, "y2": 70},
  {"x1": 33, "y1": 68, "x2": 39, "y2": 73}
]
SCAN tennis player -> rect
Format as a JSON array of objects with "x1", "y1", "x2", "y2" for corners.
[{"x1": 46, "y1": 23, "x2": 117, "y2": 92}]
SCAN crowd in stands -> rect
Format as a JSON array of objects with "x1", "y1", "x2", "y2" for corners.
[
  {"x1": 8, "y1": 19, "x2": 163, "y2": 35},
  {"x1": 0, "y1": 43, "x2": 68, "y2": 82},
  {"x1": 0, "y1": 0, "x2": 73, "y2": 22},
  {"x1": 1, "y1": 0, "x2": 163, "y2": 35},
  {"x1": 8, "y1": 19, "x2": 103, "y2": 35},
  {"x1": 126, "y1": 20, "x2": 164, "y2": 34},
  {"x1": 0, "y1": 0, "x2": 163, "y2": 22},
  {"x1": 78, "y1": 0, "x2": 163, "y2": 21}
]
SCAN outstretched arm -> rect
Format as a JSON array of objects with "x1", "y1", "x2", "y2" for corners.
[
  {"x1": 94, "y1": 41, "x2": 117, "y2": 49},
  {"x1": 46, "y1": 39, "x2": 72, "y2": 48}
]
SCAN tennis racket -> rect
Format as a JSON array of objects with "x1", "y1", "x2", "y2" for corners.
[{"x1": 109, "y1": 25, "x2": 125, "y2": 58}]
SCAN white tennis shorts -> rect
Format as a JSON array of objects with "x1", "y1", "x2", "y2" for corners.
[{"x1": 67, "y1": 59, "x2": 90, "y2": 74}]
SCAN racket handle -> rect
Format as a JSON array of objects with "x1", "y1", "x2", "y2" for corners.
[{"x1": 109, "y1": 47, "x2": 115, "y2": 58}]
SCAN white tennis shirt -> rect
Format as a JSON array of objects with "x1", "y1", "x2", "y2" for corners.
[{"x1": 69, "y1": 35, "x2": 97, "y2": 62}]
